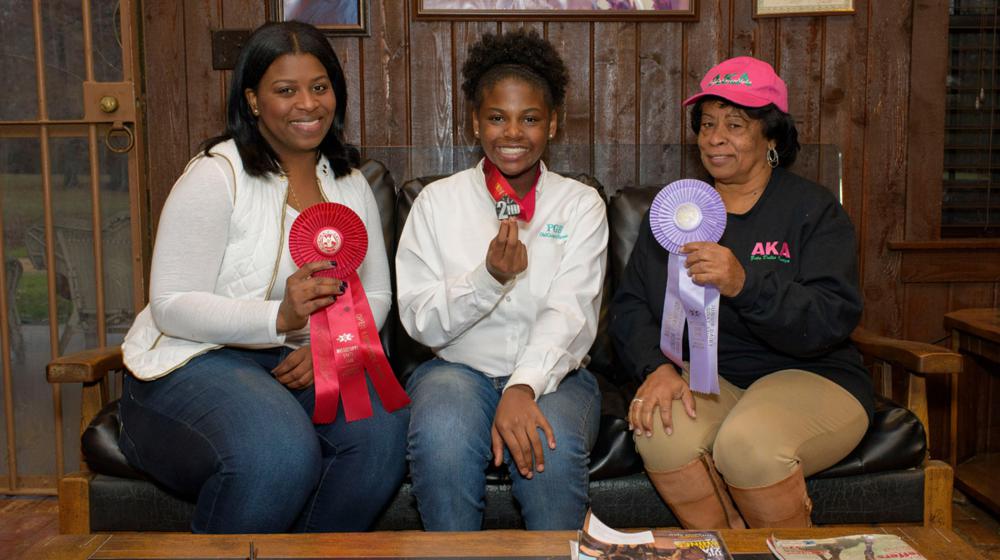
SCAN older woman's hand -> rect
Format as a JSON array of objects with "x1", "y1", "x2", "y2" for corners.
[
  {"x1": 630, "y1": 363, "x2": 696, "y2": 437},
  {"x1": 681, "y1": 241, "x2": 746, "y2": 297},
  {"x1": 277, "y1": 260, "x2": 347, "y2": 332}
]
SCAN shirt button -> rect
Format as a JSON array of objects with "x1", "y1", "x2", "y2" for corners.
[{"x1": 505, "y1": 296, "x2": 512, "y2": 302}]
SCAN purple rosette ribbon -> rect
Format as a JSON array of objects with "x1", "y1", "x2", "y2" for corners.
[{"x1": 650, "y1": 179, "x2": 727, "y2": 394}]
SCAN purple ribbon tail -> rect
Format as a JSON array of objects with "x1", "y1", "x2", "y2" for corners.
[
  {"x1": 682, "y1": 276, "x2": 720, "y2": 395},
  {"x1": 660, "y1": 253, "x2": 686, "y2": 368},
  {"x1": 660, "y1": 253, "x2": 721, "y2": 395}
]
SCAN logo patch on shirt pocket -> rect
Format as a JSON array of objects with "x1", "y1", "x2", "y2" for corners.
[{"x1": 539, "y1": 223, "x2": 568, "y2": 240}]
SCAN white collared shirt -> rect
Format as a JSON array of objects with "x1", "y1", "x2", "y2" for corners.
[{"x1": 395, "y1": 160, "x2": 608, "y2": 398}]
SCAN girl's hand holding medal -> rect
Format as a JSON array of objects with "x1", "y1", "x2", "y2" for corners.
[{"x1": 486, "y1": 218, "x2": 527, "y2": 284}]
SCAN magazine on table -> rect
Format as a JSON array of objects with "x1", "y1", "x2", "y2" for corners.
[
  {"x1": 570, "y1": 510, "x2": 733, "y2": 559},
  {"x1": 766, "y1": 533, "x2": 927, "y2": 560}
]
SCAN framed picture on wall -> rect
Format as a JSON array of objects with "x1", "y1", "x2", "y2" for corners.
[
  {"x1": 269, "y1": 0, "x2": 370, "y2": 36},
  {"x1": 753, "y1": 0, "x2": 854, "y2": 17},
  {"x1": 413, "y1": 0, "x2": 698, "y2": 22}
]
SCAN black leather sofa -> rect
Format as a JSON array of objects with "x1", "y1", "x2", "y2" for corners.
[{"x1": 47, "y1": 158, "x2": 960, "y2": 533}]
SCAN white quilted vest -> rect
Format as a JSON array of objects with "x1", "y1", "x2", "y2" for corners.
[{"x1": 123, "y1": 140, "x2": 352, "y2": 380}]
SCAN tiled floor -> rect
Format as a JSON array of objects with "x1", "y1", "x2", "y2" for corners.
[{"x1": 1, "y1": 491, "x2": 998, "y2": 559}]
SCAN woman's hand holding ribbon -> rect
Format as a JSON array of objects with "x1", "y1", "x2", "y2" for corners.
[
  {"x1": 491, "y1": 384, "x2": 556, "y2": 479},
  {"x1": 681, "y1": 241, "x2": 746, "y2": 297},
  {"x1": 630, "y1": 364, "x2": 697, "y2": 438},
  {"x1": 272, "y1": 345, "x2": 314, "y2": 389},
  {"x1": 486, "y1": 218, "x2": 527, "y2": 284},
  {"x1": 276, "y1": 261, "x2": 347, "y2": 333}
]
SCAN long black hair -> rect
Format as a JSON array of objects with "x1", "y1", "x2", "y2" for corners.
[
  {"x1": 690, "y1": 96, "x2": 800, "y2": 168},
  {"x1": 202, "y1": 21, "x2": 358, "y2": 177}
]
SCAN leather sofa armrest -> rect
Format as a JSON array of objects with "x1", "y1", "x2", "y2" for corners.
[
  {"x1": 850, "y1": 326, "x2": 963, "y2": 444},
  {"x1": 850, "y1": 326, "x2": 962, "y2": 376},
  {"x1": 47, "y1": 346, "x2": 125, "y2": 450},
  {"x1": 47, "y1": 347, "x2": 124, "y2": 384}
]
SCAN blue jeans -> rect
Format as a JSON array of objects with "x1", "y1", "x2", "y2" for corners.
[
  {"x1": 118, "y1": 347, "x2": 409, "y2": 533},
  {"x1": 405, "y1": 359, "x2": 601, "y2": 531}
]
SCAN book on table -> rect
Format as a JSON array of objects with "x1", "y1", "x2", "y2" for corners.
[
  {"x1": 766, "y1": 533, "x2": 927, "y2": 560},
  {"x1": 571, "y1": 509, "x2": 733, "y2": 559}
]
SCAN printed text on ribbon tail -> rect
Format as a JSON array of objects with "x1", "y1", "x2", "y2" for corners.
[
  {"x1": 349, "y1": 274, "x2": 411, "y2": 413},
  {"x1": 329, "y1": 281, "x2": 375, "y2": 422},
  {"x1": 679, "y1": 271, "x2": 721, "y2": 395}
]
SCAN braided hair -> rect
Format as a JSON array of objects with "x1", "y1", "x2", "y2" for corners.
[{"x1": 461, "y1": 29, "x2": 569, "y2": 110}]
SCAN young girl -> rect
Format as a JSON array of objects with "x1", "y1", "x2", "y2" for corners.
[{"x1": 395, "y1": 29, "x2": 608, "y2": 531}]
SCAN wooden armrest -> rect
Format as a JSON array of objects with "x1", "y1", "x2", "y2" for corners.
[
  {"x1": 47, "y1": 346, "x2": 124, "y2": 384},
  {"x1": 850, "y1": 327, "x2": 963, "y2": 375}
]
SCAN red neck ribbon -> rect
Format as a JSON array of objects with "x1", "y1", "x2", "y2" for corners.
[
  {"x1": 310, "y1": 276, "x2": 410, "y2": 423},
  {"x1": 483, "y1": 159, "x2": 540, "y2": 222}
]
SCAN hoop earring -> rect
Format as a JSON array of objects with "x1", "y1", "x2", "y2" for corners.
[{"x1": 766, "y1": 146, "x2": 779, "y2": 168}]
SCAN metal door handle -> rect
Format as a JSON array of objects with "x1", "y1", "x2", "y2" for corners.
[{"x1": 105, "y1": 121, "x2": 134, "y2": 153}]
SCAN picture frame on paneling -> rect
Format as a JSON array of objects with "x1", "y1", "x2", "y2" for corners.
[
  {"x1": 413, "y1": 0, "x2": 697, "y2": 21},
  {"x1": 752, "y1": 0, "x2": 853, "y2": 17},
  {"x1": 269, "y1": 0, "x2": 370, "y2": 36}
]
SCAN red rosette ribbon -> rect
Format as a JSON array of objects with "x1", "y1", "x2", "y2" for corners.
[{"x1": 289, "y1": 202, "x2": 410, "y2": 423}]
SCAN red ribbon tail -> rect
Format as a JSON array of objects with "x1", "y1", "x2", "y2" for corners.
[
  {"x1": 310, "y1": 309, "x2": 340, "y2": 424},
  {"x1": 350, "y1": 276, "x2": 411, "y2": 413},
  {"x1": 331, "y1": 281, "x2": 373, "y2": 423},
  {"x1": 309, "y1": 273, "x2": 409, "y2": 424},
  {"x1": 339, "y1": 358, "x2": 372, "y2": 422}
]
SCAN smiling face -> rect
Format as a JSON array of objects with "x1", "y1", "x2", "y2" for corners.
[
  {"x1": 472, "y1": 77, "x2": 557, "y2": 196},
  {"x1": 245, "y1": 53, "x2": 335, "y2": 164},
  {"x1": 696, "y1": 100, "x2": 774, "y2": 188}
]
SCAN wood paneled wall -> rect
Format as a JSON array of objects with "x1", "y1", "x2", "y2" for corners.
[{"x1": 141, "y1": 0, "x2": 999, "y2": 458}]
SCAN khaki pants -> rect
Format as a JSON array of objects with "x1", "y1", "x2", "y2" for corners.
[{"x1": 636, "y1": 369, "x2": 868, "y2": 488}]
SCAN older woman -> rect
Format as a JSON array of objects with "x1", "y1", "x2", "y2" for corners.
[{"x1": 610, "y1": 56, "x2": 872, "y2": 529}]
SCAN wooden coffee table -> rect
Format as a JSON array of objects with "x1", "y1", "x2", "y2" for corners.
[{"x1": 26, "y1": 527, "x2": 984, "y2": 559}]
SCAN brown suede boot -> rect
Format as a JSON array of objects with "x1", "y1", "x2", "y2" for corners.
[
  {"x1": 646, "y1": 454, "x2": 746, "y2": 529},
  {"x1": 727, "y1": 465, "x2": 813, "y2": 528}
]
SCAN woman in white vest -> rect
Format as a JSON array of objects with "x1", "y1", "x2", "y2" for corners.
[{"x1": 118, "y1": 21, "x2": 407, "y2": 533}]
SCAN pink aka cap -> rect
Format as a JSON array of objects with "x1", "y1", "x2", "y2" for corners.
[{"x1": 682, "y1": 56, "x2": 788, "y2": 113}]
